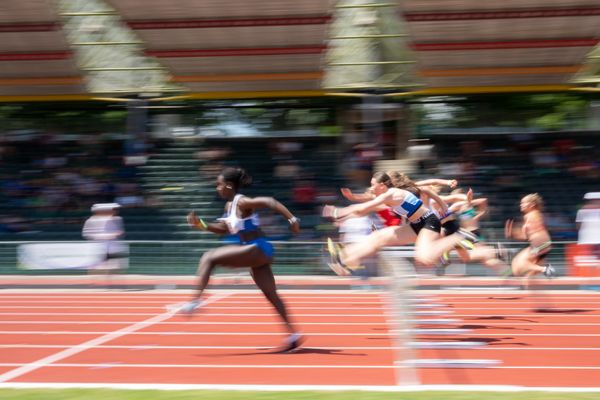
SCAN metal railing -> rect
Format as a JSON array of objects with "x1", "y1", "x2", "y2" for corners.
[{"x1": 0, "y1": 240, "x2": 574, "y2": 276}]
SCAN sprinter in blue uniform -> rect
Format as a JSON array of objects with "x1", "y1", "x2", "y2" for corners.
[{"x1": 183, "y1": 167, "x2": 302, "y2": 352}]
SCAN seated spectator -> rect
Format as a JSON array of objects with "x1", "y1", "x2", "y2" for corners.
[{"x1": 292, "y1": 179, "x2": 317, "y2": 213}]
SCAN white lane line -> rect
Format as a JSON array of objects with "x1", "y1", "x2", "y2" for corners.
[
  {"x1": 0, "y1": 363, "x2": 398, "y2": 369},
  {"x1": 0, "y1": 321, "x2": 388, "y2": 326},
  {"x1": 0, "y1": 289, "x2": 382, "y2": 301},
  {"x1": 4, "y1": 331, "x2": 600, "y2": 337},
  {"x1": 3, "y1": 344, "x2": 600, "y2": 351},
  {"x1": 0, "y1": 331, "x2": 392, "y2": 336},
  {"x1": 24, "y1": 331, "x2": 598, "y2": 338},
  {"x1": 0, "y1": 345, "x2": 406, "y2": 350},
  {"x1": 0, "y1": 305, "x2": 387, "y2": 310},
  {"x1": 0, "y1": 288, "x2": 594, "y2": 293},
  {"x1": 1, "y1": 382, "x2": 600, "y2": 392},
  {"x1": 451, "y1": 301, "x2": 599, "y2": 304},
  {"x1": 4, "y1": 320, "x2": 600, "y2": 326},
  {"x1": 0, "y1": 295, "x2": 597, "y2": 302},
  {"x1": 430, "y1": 307, "x2": 600, "y2": 310},
  {"x1": 2, "y1": 306, "x2": 598, "y2": 314},
  {"x1": 0, "y1": 312, "x2": 600, "y2": 318},
  {"x1": 416, "y1": 333, "x2": 600, "y2": 337},
  {"x1": 0, "y1": 293, "x2": 229, "y2": 383},
  {"x1": 448, "y1": 314, "x2": 600, "y2": 318},
  {"x1": 0, "y1": 363, "x2": 598, "y2": 370},
  {"x1": 0, "y1": 288, "x2": 597, "y2": 294},
  {"x1": 2, "y1": 314, "x2": 600, "y2": 323},
  {"x1": 0, "y1": 298, "x2": 596, "y2": 305},
  {"x1": 0, "y1": 300, "x2": 388, "y2": 305},
  {"x1": 0, "y1": 313, "x2": 388, "y2": 317},
  {"x1": 2, "y1": 312, "x2": 600, "y2": 318}
]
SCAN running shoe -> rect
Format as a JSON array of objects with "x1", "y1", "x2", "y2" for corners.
[
  {"x1": 275, "y1": 332, "x2": 304, "y2": 353},
  {"x1": 178, "y1": 299, "x2": 203, "y2": 315},
  {"x1": 327, "y1": 238, "x2": 347, "y2": 264},
  {"x1": 326, "y1": 238, "x2": 359, "y2": 275},
  {"x1": 496, "y1": 242, "x2": 508, "y2": 261},
  {"x1": 458, "y1": 239, "x2": 475, "y2": 250},
  {"x1": 326, "y1": 238, "x2": 339, "y2": 264},
  {"x1": 543, "y1": 264, "x2": 556, "y2": 278},
  {"x1": 328, "y1": 262, "x2": 352, "y2": 276},
  {"x1": 435, "y1": 252, "x2": 450, "y2": 276},
  {"x1": 440, "y1": 251, "x2": 451, "y2": 266},
  {"x1": 457, "y1": 229, "x2": 478, "y2": 243}
]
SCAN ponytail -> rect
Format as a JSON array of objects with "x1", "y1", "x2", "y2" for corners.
[{"x1": 221, "y1": 167, "x2": 253, "y2": 190}]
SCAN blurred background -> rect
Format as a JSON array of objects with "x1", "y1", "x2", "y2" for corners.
[{"x1": 1, "y1": 0, "x2": 599, "y2": 277}]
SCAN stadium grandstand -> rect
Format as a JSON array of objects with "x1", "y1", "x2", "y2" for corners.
[
  {"x1": 1, "y1": 0, "x2": 598, "y2": 276},
  {"x1": 0, "y1": 0, "x2": 600, "y2": 397}
]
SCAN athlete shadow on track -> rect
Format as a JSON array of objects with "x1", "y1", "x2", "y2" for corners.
[
  {"x1": 533, "y1": 308, "x2": 592, "y2": 313},
  {"x1": 457, "y1": 324, "x2": 528, "y2": 331},
  {"x1": 198, "y1": 348, "x2": 367, "y2": 357},
  {"x1": 486, "y1": 297, "x2": 522, "y2": 300},
  {"x1": 472, "y1": 316, "x2": 537, "y2": 323},
  {"x1": 434, "y1": 337, "x2": 529, "y2": 346},
  {"x1": 269, "y1": 347, "x2": 366, "y2": 356}
]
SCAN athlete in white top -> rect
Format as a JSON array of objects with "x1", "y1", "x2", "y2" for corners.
[
  {"x1": 576, "y1": 193, "x2": 600, "y2": 245},
  {"x1": 323, "y1": 171, "x2": 477, "y2": 273}
]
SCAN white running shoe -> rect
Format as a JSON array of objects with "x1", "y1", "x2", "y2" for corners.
[
  {"x1": 496, "y1": 242, "x2": 508, "y2": 261},
  {"x1": 543, "y1": 264, "x2": 556, "y2": 278},
  {"x1": 179, "y1": 299, "x2": 203, "y2": 315},
  {"x1": 458, "y1": 229, "x2": 478, "y2": 243}
]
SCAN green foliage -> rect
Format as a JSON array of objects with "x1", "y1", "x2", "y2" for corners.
[
  {"x1": 524, "y1": 94, "x2": 587, "y2": 130},
  {"x1": 413, "y1": 93, "x2": 589, "y2": 132},
  {"x1": 0, "y1": 103, "x2": 127, "y2": 133}
]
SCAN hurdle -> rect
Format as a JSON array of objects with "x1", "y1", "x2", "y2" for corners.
[{"x1": 382, "y1": 247, "x2": 501, "y2": 385}]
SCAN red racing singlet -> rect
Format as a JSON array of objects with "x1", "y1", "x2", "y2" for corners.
[{"x1": 377, "y1": 208, "x2": 402, "y2": 227}]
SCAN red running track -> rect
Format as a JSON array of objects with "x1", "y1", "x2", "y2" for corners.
[{"x1": 0, "y1": 291, "x2": 598, "y2": 389}]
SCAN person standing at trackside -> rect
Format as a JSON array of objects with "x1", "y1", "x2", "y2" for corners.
[
  {"x1": 82, "y1": 203, "x2": 127, "y2": 278},
  {"x1": 576, "y1": 192, "x2": 600, "y2": 263},
  {"x1": 183, "y1": 166, "x2": 303, "y2": 352},
  {"x1": 576, "y1": 193, "x2": 600, "y2": 247}
]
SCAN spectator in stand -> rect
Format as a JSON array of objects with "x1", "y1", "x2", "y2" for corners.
[
  {"x1": 0, "y1": 214, "x2": 32, "y2": 234},
  {"x1": 273, "y1": 159, "x2": 301, "y2": 180},
  {"x1": 292, "y1": 178, "x2": 317, "y2": 213},
  {"x1": 347, "y1": 143, "x2": 382, "y2": 186}
]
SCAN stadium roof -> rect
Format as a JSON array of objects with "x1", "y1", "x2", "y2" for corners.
[{"x1": 1, "y1": 0, "x2": 600, "y2": 100}]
